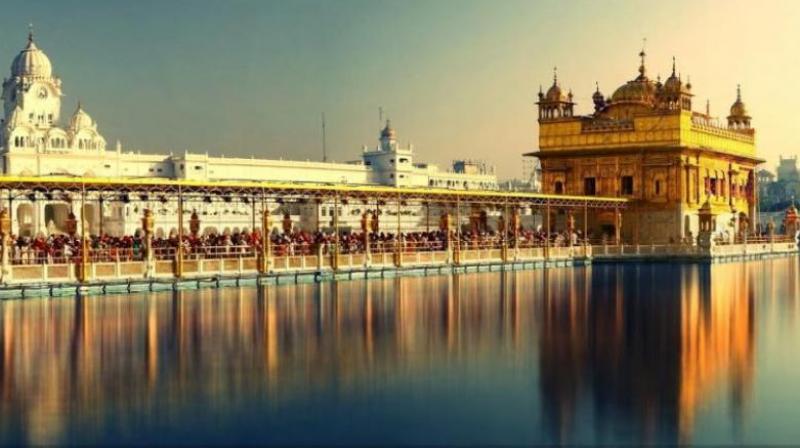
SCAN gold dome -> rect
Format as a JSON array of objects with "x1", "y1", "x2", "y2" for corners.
[
  {"x1": 544, "y1": 67, "x2": 566, "y2": 102},
  {"x1": 611, "y1": 78, "x2": 657, "y2": 105},
  {"x1": 610, "y1": 50, "x2": 657, "y2": 106}
]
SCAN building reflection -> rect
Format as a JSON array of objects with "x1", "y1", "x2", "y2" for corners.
[
  {"x1": 0, "y1": 259, "x2": 796, "y2": 444},
  {"x1": 537, "y1": 262, "x2": 762, "y2": 444}
]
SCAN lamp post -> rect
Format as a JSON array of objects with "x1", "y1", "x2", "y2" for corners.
[
  {"x1": 142, "y1": 208, "x2": 155, "y2": 277},
  {"x1": 0, "y1": 208, "x2": 11, "y2": 283}
]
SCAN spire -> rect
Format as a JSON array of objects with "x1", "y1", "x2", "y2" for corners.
[
  {"x1": 637, "y1": 38, "x2": 647, "y2": 79},
  {"x1": 671, "y1": 56, "x2": 676, "y2": 77},
  {"x1": 553, "y1": 66, "x2": 558, "y2": 86},
  {"x1": 27, "y1": 23, "x2": 34, "y2": 44},
  {"x1": 736, "y1": 84, "x2": 742, "y2": 102},
  {"x1": 595, "y1": 81, "x2": 600, "y2": 93}
]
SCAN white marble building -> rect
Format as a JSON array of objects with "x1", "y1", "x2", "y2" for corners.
[{"x1": 0, "y1": 32, "x2": 498, "y2": 237}]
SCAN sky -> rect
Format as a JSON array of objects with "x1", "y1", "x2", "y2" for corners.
[{"x1": 0, "y1": 0, "x2": 797, "y2": 179}]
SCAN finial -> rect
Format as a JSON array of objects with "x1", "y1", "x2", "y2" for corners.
[
  {"x1": 686, "y1": 75, "x2": 692, "y2": 89},
  {"x1": 638, "y1": 38, "x2": 647, "y2": 77},
  {"x1": 671, "y1": 56, "x2": 676, "y2": 76},
  {"x1": 595, "y1": 81, "x2": 600, "y2": 93},
  {"x1": 27, "y1": 23, "x2": 34, "y2": 44},
  {"x1": 77, "y1": 99, "x2": 82, "y2": 110},
  {"x1": 706, "y1": 99, "x2": 710, "y2": 116},
  {"x1": 553, "y1": 66, "x2": 558, "y2": 85},
  {"x1": 539, "y1": 84, "x2": 543, "y2": 94},
  {"x1": 736, "y1": 84, "x2": 741, "y2": 101}
]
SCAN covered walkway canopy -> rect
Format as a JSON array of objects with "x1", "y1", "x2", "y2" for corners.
[{"x1": 0, "y1": 175, "x2": 628, "y2": 208}]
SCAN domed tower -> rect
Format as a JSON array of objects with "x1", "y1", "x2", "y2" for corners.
[
  {"x1": 727, "y1": 85, "x2": 751, "y2": 130},
  {"x1": 68, "y1": 102, "x2": 106, "y2": 151},
  {"x1": 1, "y1": 28, "x2": 63, "y2": 127},
  {"x1": 536, "y1": 68, "x2": 575, "y2": 121},
  {"x1": 379, "y1": 119, "x2": 398, "y2": 151},
  {"x1": 658, "y1": 57, "x2": 693, "y2": 111},
  {"x1": 592, "y1": 82, "x2": 606, "y2": 113}
]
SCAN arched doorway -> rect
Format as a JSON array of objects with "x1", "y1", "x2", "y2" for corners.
[
  {"x1": 16, "y1": 204, "x2": 35, "y2": 237},
  {"x1": 44, "y1": 203, "x2": 72, "y2": 234}
]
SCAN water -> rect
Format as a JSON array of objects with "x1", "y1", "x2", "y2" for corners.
[{"x1": 2, "y1": 260, "x2": 800, "y2": 446}]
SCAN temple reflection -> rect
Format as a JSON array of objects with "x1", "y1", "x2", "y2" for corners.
[
  {"x1": 0, "y1": 259, "x2": 796, "y2": 445},
  {"x1": 537, "y1": 262, "x2": 760, "y2": 444}
]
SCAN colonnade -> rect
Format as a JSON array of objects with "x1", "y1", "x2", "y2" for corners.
[{"x1": 0, "y1": 180, "x2": 628, "y2": 285}]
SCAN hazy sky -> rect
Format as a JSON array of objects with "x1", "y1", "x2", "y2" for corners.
[{"x1": 0, "y1": 0, "x2": 796, "y2": 178}]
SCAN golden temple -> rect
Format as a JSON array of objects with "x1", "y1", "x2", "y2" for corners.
[{"x1": 527, "y1": 50, "x2": 762, "y2": 242}]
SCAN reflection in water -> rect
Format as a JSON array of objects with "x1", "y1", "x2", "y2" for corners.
[{"x1": 0, "y1": 260, "x2": 798, "y2": 445}]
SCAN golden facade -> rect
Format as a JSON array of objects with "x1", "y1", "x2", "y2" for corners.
[{"x1": 528, "y1": 53, "x2": 762, "y2": 242}]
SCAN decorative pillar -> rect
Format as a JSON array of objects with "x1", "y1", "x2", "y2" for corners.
[
  {"x1": 142, "y1": 208, "x2": 155, "y2": 278},
  {"x1": 332, "y1": 194, "x2": 339, "y2": 271},
  {"x1": 615, "y1": 207, "x2": 622, "y2": 245},
  {"x1": 259, "y1": 195, "x2": 271, "y2": 274},
  {"x1": 454, "y1": 196, "x2": 461, "y2": 265},
  {"x1": 361, "y1": 210, "x2": 372, "y2": 265},
  {"x1": 0, "y1": 208, "x2": 11, "y2": 283},
  {"x1": 77, "y1": 188, "x2": 90, "y2": 283},
  {"x1": 440, "y1": 210, "x2": 452, "y2": 263},
  {"x1": 500, "y1": 201, "x2": 509, "y2": 261},
  {"x1": 511, "y1": 206, "x2": 520, "y2": 259},
  {"x1": 582, "y1": 202, "x2": 589, "y2": 247},
  {"x1": 566, "y1": 209, "x2": 575, "y2": 247},
  {"x1": 394, "y1": 195, "x2": 402, "y2": 268},
  {"x1": 98, "y1": 196, "x2": 105, "y2": 237},
  {"x1": 544, "y1": 203, "x2": 551, "y2": 260},
  {"x1": 174, "y1": 186, "x2": 184, "y2": 279}
]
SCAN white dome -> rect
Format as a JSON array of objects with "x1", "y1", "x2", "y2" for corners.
[
  {"x1": 10, "y1": 34, "x2": 53, "y2": 78},
  {"x1": 69, "y1": 104, "x2": 95, "y2": 130}
]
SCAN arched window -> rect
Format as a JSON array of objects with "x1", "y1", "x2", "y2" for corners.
[{"x1": 554, "y1": 181, "x2": 564, "y2": 194}]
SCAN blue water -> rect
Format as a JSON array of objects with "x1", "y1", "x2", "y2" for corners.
[{"x1": 1, "y1": 259, "x2": 800, "y2": 445}]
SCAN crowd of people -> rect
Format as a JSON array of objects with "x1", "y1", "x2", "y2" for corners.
[{"x1": 6, "y1": 226, "x2": 589, "y2": 265}]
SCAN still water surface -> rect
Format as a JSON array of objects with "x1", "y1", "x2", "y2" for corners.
[{"x1": 2, "y1": 260, "x2": 800, "y2": 445}]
